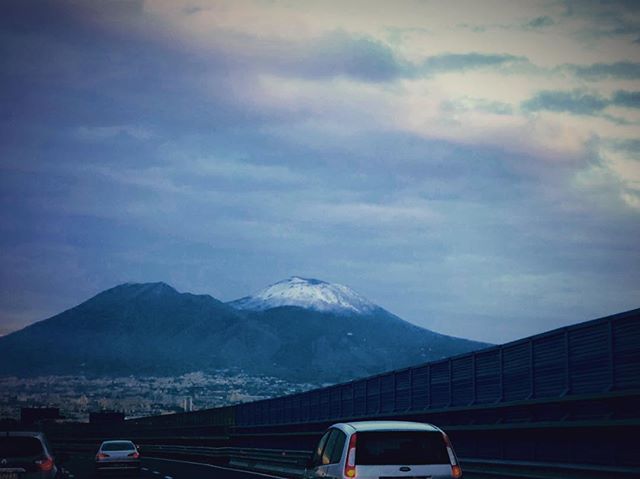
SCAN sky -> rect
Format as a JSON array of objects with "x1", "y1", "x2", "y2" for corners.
[{"x1": 0, "y1": 0, "x2": 639, "y2": 343}]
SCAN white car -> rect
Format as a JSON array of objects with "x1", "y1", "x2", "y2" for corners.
[
  {"x1": 304, "y1": 421, "x2": 462, "y2": 479},
  {"x1": 94, "y1": 440, "x2": 140, "y2": 475}
]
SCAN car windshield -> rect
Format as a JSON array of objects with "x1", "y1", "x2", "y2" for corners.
[
  {"x1": 356, "y1": 431, "x2": 449, "y2": 465},
  {"x1": 102, "y1": 441, "x2": 135, "y2": 451},
  {"x1": 0, "y1": 437, "x2": 44, "y2": 457}
]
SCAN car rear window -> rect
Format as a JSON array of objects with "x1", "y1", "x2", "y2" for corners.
[
  {"x1": 0, "y1": 437, "x2": 44, "y2": 457},
  {"x1": 102, "y1": 441, "x2": 135, "y2": 451},
  {"x1": 356, "y1": 431, "x2": 449, "y2": 465}
]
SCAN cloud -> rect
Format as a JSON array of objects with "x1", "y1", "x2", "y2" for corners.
[
  {"x1": 441, "y1": 97, "x2": 514, "y2": 115},
  {"x1": 420, "y1": 52, "x2": 525, "y2": 74},
  {"x1": 526, "y1": 16, "x2": 555, "y2": 29},
  {"x1": 2, "y1": 0, "x2": 640, "y2": 344},
  {"x1": 562, "y1": 0, "x2": 640, "y2": 40},
  {"x1": 73, "y1": 126, "x2": 154, "y2": 141},
  {"x1": 612, "y1": 90, "x2": 640, "y2": 109},
  {"x1": 201, "y1": 29, "x2": 409, "y2": 84},
  {"x1": 522, "y1": 89, "x2": 640, "y2": 116},
  {"x1": 254, "y1": 33, "x2": 527, "y2": 82},
  {"x1": 608, "y1": 138, "x2": 640, "y2": 153},
  {"x1": 570, "y1": 61, "x2": 640, "y2": 80},
  {"x1": 522, "y1": 90, "x2": 608, "y2": 115},
  {"x1": 304, "y1": 30, "x2": 406, "y2": 82},
  {"x1": 305, "y1": 200, "x2": 441, "y2": 228}
]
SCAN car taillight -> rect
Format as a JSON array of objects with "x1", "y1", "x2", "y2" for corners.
[
  {"x1": 442, "y1": 433, "x2": 462, "y2": 478},
  {"x1": 344, "y1": 432, "x2": 357, "y2": 478},
  {"x1": 96, "y1": 452, "x2": 110, "y2": 460},
  {"x1": 128, "y1": 451, "x2": 140, "y2": 459},
  {"x1": 35, "y1": 456, "x2": 54, "y2": 471}
]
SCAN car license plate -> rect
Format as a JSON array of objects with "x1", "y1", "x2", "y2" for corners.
[{"x1": 0, "y1": 472, "x2": 19, "y2": 479}]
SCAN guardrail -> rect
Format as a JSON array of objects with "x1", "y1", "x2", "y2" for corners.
[
  {"x1": 460, "y1": 459, "x2": 640, "y2": 479},
  {"x1": 53, "y1": 442, "x2": 307, "y2": 477},
  {"x1": 140, "y1": 447, "x2": 640, "y2": 479},
  {"x1": 53, "y1": 442, "x2": 640, "y2": 479}
]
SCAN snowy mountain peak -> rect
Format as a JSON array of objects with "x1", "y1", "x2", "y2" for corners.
[{"x1": 229, "y1": 276, "x2": 380, "y2": 315}]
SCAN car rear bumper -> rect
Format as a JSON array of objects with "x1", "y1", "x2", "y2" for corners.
[{"x1": 95, "y1": 460, "x2": 141, "y2": 470}]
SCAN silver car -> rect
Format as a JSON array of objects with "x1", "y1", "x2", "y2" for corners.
[
  {"x1": 94, "y1": 440, "x2": 140, "y2": 475},
  {"x1": 304, "y1": 421, "x2": 463, "y2": 479},
  {"x1": 0, "y1": 431, "x2": 59, "y2": 479}
]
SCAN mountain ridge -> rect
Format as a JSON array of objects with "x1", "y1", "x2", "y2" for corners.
[{"x1": 0, "y1": 280, "x2": 490, "y2": 382}]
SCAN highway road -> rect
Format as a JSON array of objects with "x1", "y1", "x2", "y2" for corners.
[{"x1": 59, "y1": 455, "x2": 287, "y2": 479}]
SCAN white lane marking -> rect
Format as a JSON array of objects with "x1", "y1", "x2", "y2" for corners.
[
  {"x1": 145, "y1": 457, "x2": 288, "y2": 479},
  {"x1": 153, "y1": 471, "x2": 161, "y2": 475},
  {"x1": 164, "y1": 476, "x2": 173, "y2": 479},
  {"x1": 141, "y1": 467, "x2": 149, "y2": 471}
]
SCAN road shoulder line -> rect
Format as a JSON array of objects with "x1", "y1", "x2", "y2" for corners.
[{"x1": 144, "y1": 456, "x2": 288, "y2": 479}]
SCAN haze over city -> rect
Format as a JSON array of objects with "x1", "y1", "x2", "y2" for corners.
[{"x1": 1, "y1": 0, "x2": 639, "y2": 344}]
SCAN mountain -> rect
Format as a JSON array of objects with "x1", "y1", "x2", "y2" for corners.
[
  {"x1": 0, "y1": 282, "x2": 242, "y2": 377},
  {"x1": 229, "y1": 276, "x2": 379, "y2": 314},
  {"x1": 0, "y1": 280, "x2": 490, "y2": 382}
]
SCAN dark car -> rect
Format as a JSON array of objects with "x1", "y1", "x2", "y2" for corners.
[{"x1": 0, "y1": 431, "x2": 59, "y2": 479}]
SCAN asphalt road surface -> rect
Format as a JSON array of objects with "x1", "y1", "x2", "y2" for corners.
[{"x1": 59, "y1": 455, "x2": 287, "y2": 479}]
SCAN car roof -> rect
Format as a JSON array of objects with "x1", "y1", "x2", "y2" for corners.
[
  {"x1": 100, "y1": 439, "x2": 135, "y2": 444},
  {"x1": 331, "y1": 421, "x2": 443, "y2": 433}
]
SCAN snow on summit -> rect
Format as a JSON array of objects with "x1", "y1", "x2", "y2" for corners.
[{"x1": 229, "y1": 277, "x2": 379, "y2": 315}]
